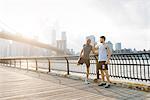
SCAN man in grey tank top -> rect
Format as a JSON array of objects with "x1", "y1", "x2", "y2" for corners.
[
  {"x1": 95, "y1": 36, "x2": 112, "y2": 88},
  {"x1": 79, "y1": 39, "x2": 95, "y2": 84}
]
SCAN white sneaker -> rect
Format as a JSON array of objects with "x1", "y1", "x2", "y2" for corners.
[
  {"x1": 84, "y1": 78, "x2": 90, "y2": 84},
  {"x1": 104, "y1": 83, "x2": 110, "y2": 88},
  {"x1": 98, "y1": 82, "x2": 106, "y2": 86}
]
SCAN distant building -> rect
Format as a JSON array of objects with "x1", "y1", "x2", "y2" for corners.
[
  {"x1": 0, "y1": 39, "x2": 53, "y2": 57},
  {"x1": 51, "y1": 29, "x2": 56, "y2": 45},
  {"x1": 57, "y1": 40, "x2": 66, "y2": 51},
  {"x1": 115, "y1": 43, "x2": 121, "y2": 50},
  {"x1": 75, "y1": 52, "x2": 80, "y2": 56},
  {"x1": 66, "y1": 49, "x2": 75, "y2": 55},
  {"x1": 70, "y1": 49, "x2": 75, "y2": 55},
  {"x1": 56, "y1": 31, "x2": 67, "y2": 51},
  {"x1": 113, "y1": 48, "x2": 133, "y2": 54},
  {"x1": 0, "y1": 39, "x2": 9, "y2": 57},
  {"x1": 106, "y1": 41, "x2": 113, "y2": 52},
  {"x1": 86, "y1": 35, "x2": 96, "y2": 46},
  {"x1": 121, "y1": 48, "x2": 132, "y2": 53},
  {"x1": 133, "y1": 48, "x2": 137, "y2": 53},
  {"x1": 61, "y1": 31, "x2": 67, "y2": 40},
  {"x1": 61, "y1": 31, "x2": 67, "y2": 50}
]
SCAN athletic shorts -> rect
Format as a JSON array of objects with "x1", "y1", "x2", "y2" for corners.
[
  {"x1": 97, "y1": 61, "x2": 108, "y2": 70},
  {"x1": 83, "y1": 58, "x2": 90, "y2": 67},
  {"x1": 77, "y1": 57, "x2": 90, "y2": 67}
]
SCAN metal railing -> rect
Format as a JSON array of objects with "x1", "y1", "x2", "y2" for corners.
[{"x1": 0, "y1": 53, "x2": 149, "y2": 82}]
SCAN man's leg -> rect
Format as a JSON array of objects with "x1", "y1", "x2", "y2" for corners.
[
  {"x1": 103, "y1": 70, "x2": 111, "y2": 88},
  {"x1": 103, "y1": 70, "x2": 111, "y2": 83},
  {"x1": 84, "y1": 60, "x2": 90, "y2": 84},
  {"x1": 98, "y1": 70, "x2": 106, "y2": 86},
  {"x1": 86, "y1": 65, "x2": 90, "y2": 80},
  {"x1": 100, "y1": 69, "x2": 105, "y2": 82},
  {"x1": 96, "y1": 68, "x2": 100, "y2": 79}
]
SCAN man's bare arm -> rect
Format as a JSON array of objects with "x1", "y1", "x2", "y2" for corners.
[
  {"x1": 92, "y1": 45, "x2": 99, "y2": 55},
  {"x1": 106, "y1": 46, "x2": 112, "y2": 63},
  {"x1": 80, "y1": 49, "x2": 83, "y2": 57},
  {"x1": 92, "y1": 47, "x2": 95, "y2": 54}
]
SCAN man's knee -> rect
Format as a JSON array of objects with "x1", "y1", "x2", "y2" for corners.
[
  {"x1": 104, "y1": 70, "x2": 109, "y2": 76},
  {"x1": 86, "y1": 66, "x2": 90, "y2": 70},
  {"x1": 100, "y1": 70, "x2": 104, "y2": 76}
]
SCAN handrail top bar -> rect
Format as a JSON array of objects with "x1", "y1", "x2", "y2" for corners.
[
  {"x1": 112, "y1": 52, "x2": 150, "y2": 55},
  {"x1": 0, "y1": 55, "x2": 79, "y2": 60},
  {"x1": 0, "y1": 53, "x2": 149, "y2": 60},
  {"x1": 0, "y1": 55, "x2": 97, "y2": 60}
]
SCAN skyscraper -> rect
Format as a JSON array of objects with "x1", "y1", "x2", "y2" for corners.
[
  {"x1": 106, "y1": 41, "x2": 113, "y2": 52},
  {"x1": 61, "y1": 31, "x2": 67, "y2": 40},
  {"x1": 0, "y1": 39, "x2": 9, "y2": 57},
  {"x1": 115, "y1": 43, "x2": 122, "y2": 50},
  {"x1": 51, "y1": 29, "x2": 56, "y2": 45},
  {"x1": 61, "y1": 31, "x2": 67, "y2": 50}
]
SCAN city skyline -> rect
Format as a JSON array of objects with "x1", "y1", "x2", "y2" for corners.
[
  {"x1": 0, "y1": 33, "x2": 145, "y2": 57},
  {"x1": 0, "y1": 0, "x2": 149, "y2": 52}
]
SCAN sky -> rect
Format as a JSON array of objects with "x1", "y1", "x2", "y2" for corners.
[{"x1": 0, "y1": 0, "x2": 149, "y2": 52}]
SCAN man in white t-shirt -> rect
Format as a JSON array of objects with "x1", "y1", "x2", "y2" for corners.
[{"x1": 95, "y1": 36, "x2": 112, "y2": 88}]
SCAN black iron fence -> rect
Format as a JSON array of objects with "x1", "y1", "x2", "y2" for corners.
[
  {"x1": 109, "y1": 53, "x2": 150, "y2": 82},
  {"x1": 0, "y1": 53, "x2": 149, "y2": 82}
]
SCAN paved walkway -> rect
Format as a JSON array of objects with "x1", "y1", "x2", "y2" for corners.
[{"x1": 0, "y1": 67, "x2": 149, "y2": 100}]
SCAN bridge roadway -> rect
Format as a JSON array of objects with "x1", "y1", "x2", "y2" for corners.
[
  {"x1": 0, "y1": 66, "x2": 149, "y2": 100},
  {"x1": 0, "y1": 32, "x2": 65, "y2": 54}
]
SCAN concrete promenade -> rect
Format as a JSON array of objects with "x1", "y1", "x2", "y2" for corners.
[{"x1": 0, "y1": 67, "x2": 149, "y2": 100}]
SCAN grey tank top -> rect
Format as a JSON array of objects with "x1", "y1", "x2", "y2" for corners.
[{"x1": 82, "y1": 44, "x2": 92, "y2": 59}]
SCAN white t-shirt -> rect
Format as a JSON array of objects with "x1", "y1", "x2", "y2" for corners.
[{"x1": 96, "y1": 43, "x2": 108, "y2": 61}]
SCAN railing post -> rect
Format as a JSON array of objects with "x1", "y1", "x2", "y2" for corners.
[
  {"x1": 48, "y1": 59, "x2": 51, "y2": 72},
  {"x1": 2, "y1": 61, "x2": 4, "y2": 66},
  {"x1": 20, "y1": 60, "x2": 21, "y2": 69},
  {"x1": 26, "y1": 59, "x2": 28, "y2": 70},
  {"x1": 0, "y1": 60, "x2": 1, "y2": 66},
  {"x1": 124, "y1": 55, "x2": 128, "y2": 79},
  {"x1": 4, "y1": 61, "x2": 6, "y2": 66},
  {"x1": 9, "y1": 60, "x2": 11, "y2": 67},
  {"x1": 141, "y1": 54, "x2": 146, "y2": 81},
  {"x1": 146, "y1": 53, "x2": 150, "y2": 81},
  {"x1": 1, "y1": 60, "x2": 3, "y2": 66},
  {"x1": 110, "y1": 55, "x2": 116, "y2": 77},
  {"x1": 138, "y1": 54, "x2": 142, "y2": 80},
  {"x1": 3, "y1": 61, "x2": 5, "y2": 66},
  {"x1": 6, "y1": 60, "x2": 9, "y2": 67},
  {"x1": 134, "y1": 55, "x2": 139, "y2": 80},
  {"x1": 130, "y1": 55, "x2": 135, "y2": 79},
  {"x1": 14, "y1": 60, "x2": 16, "y2": 67},
  {"x1": 4, "y1": 60, "x2": 6, "y2": 66},
  {"x1": 65, "y1": 57, "x2": 69, "y2": 75},
  {"x1": 35, "y1": 59, "x2": 38, "y2": 71},
  {"x1": 94, "y1": 56, "x2": 99, "y2": 79},
  {"x1": 120, "y1": 55, "x2": 125, "y2": 78},
  {"x1": 1, "y1": 62, "x2": 2, "y2": 66}
]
